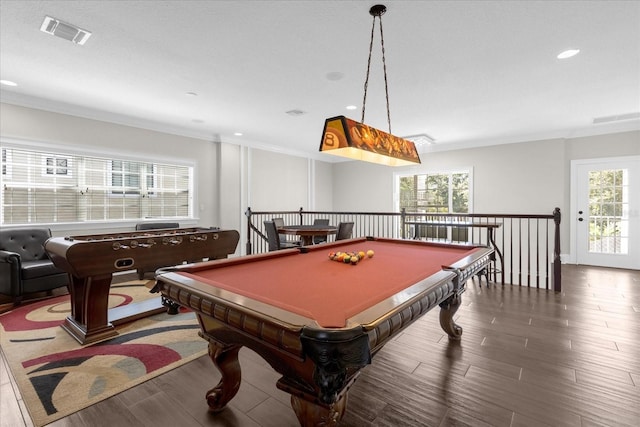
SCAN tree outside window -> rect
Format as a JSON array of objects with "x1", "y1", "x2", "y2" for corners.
[{"x1": 400, "y1": 171, "x2": 469, "y2": 214}]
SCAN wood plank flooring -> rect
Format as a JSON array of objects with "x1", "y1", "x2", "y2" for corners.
[{"x1": 1, "y1": 264, "x2": 638, "y2": 426}]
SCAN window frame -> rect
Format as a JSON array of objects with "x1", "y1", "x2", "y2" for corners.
[
  {"x1": 0, "y1": 138, "x2": 196, "y2": 227},
  {"x1": 109, "y1": 160, "x2": 157, "y2": 197},
  {"x1": 44, "y1": 155, "x2": 72, "y2": 177},
  {"x1": 394, "y1": 168, "x2": 474, "y2": 214},
  {"x1": 394, "y1": 168, "x2": 474, "y2": 242},
  {"x1": 1, "y1": 147, "x2": 11, "y2": 178}
]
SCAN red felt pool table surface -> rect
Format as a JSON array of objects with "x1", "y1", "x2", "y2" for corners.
[{"x1": 176, "y1": 238, "x2": 484, "y2": 328}]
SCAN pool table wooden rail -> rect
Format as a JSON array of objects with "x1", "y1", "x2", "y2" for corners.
[
  {"x1": 154, "y1": 238, "x2": 493, "y2": 426},
  {"x1": 156, "y1": 267, "x2": 463, "y2": 425}
]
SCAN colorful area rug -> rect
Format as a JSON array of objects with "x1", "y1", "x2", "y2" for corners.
[{"x1": 0, "y1": 281, "x2": 207, "y2": 427}]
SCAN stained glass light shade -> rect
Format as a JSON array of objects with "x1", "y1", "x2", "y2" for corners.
[{"x1": 320, "y1": 116, "x2": 421, "y2": 167}]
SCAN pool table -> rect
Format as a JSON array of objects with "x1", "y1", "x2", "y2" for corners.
[{"x1": 154, "y1": 237, "x2": 493, "y2": 426}]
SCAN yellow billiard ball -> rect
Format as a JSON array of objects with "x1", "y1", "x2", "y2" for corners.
[{"x1": 366, "y1": 250, "x2": 374, "y2": 258}]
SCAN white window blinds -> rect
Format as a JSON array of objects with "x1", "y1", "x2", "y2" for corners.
[{"x1": 1, "y1": 146, "x2": 192, "y2": 225}]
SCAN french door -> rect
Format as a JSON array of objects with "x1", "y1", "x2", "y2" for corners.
[{"x1": 572, "y1": 156, "x2": 640, "y2": 269}]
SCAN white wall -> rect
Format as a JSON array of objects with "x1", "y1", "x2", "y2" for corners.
[
  {"x1": 0, "y1": 103, "x2": 219, "y2": 236},
  {"x1": 3, "y1": 102, "x2": 638, "y2": 261},
  {"x1": 248, "y1": 148, "x2": 309, "y2": 210},
  {"x1": 330, "y1": 130, "x2": 639, "y2": 258},
  {"x1": 218, "y1": 143, "x2": 243, "y2": 254},
  {"x1": 566, "y1": 131, "x2": 639, "y2": 159},
  {"x1": 331, "y1": 138, "x2": 566, "y2": 215},
  {"x1": 312, "y1": 160, "x2": 333, "y2": 211},
  {"x1": 0, "y1": 103, "x2": 335, "y2": 252},
  {"x1": 332, "y1": 160, "x2": 396, "y2": 212},
  {"x1": 332, "y1": 130, "x2": 639, "y2": 216}
]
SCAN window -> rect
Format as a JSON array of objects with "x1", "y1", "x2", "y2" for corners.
[
  {"x1": 1, "y1": 145, "x2": 193, "y2": 225},
  {"x1": 398, "y1": 170, "x2": 471, "y2": 241},
  {"x1": 399, "y1": 171, "x2": 470, "y2": 213},
  {"x1": 588, "y1": 169, "x2": 629, "y2": 254},
  {"x1": 110, "y1": 160, "x2": 155, "y2": 196},
  {"x1": 1, "y1": 148, "x2": 9, "y2": 177},
  {"x1": 45, "y1": 156, "x2": 71, "y2": 176}
]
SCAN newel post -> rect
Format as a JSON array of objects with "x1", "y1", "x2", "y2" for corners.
[
  {"x1": 553, "y1": 207, "x2": 562, "y2": 292},
  {"x1": 245, "y1": 207, "x2": 253, "y2": 255}
]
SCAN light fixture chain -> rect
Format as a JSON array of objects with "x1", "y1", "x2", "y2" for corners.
[
  {"x1": 379, "y1": 16, "x2": 391, "y2": 134},
  {"x1": 361, "y1": 12, "x2": 392, "y2": 135},
  {"x1": 361, "y1": 15, "x2": 377, "y2": 124}
]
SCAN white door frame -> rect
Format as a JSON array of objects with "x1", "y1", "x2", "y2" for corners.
[{"x1": 569, "y1": 155, "x2": 640, "y2": 268}]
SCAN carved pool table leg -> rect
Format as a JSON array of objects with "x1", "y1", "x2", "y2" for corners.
[
  {"x1": 205, "y1": 341, "x2": 242, "y2": 412},
  {"x1": 439, "y1": 293, "x2": 463, "y2": 340},
  {"x1": 291, "y1": 394, "x2": 346, "y2": 426}
]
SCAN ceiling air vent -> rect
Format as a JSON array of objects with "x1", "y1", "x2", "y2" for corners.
[
  {"x1": 593, "y1": 112, "x2": 640, "y2": 124},
  {"x1": 40, "y1": 16, "x2": 91, "y2": 45},
  {"x1": 404, "y1": 133, "x2": 436, "y2": 146}
]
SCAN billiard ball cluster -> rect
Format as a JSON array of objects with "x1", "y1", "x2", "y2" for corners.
[{"x1": 328, "y1": 249, "x2": 374, "y2": 265}]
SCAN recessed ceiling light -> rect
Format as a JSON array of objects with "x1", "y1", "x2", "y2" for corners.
[
  {"x1": 346, "y1": 105, "x2": 357, "y2": 110},
  {"x1": 0, "y1": 80, "x2": 17, "y2": 86},
  {"x1": 557, "y1": 49, "x2": 580, "y2": 59},
  {"x1": 326, "y1": 72, "x2": 344, "y2": 81},
  {"x1": 234, "y1": 132, "x2": 243, "y2": 136}
]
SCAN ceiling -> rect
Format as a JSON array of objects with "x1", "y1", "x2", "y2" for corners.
[{"x1": 1, "y1": 0, "x2": 639, "y2": 161}]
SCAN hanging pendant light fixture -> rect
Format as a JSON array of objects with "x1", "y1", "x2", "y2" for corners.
[{"x1": 319, "y1": 4, "x2": 421, "y2": 166}]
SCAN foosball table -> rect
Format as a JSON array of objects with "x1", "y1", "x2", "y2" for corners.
[{"x1": 45, "y1": 227, "x2": 240, "y2": 344}]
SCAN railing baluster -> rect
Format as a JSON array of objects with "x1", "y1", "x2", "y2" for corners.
[{"x1": 244, "y1": 208, "x2": 561, "y2": 291}]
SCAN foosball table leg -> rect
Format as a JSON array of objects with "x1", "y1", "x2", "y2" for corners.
[{"x1": 162, "y1": 296, "x2": 181, "y2": 315}]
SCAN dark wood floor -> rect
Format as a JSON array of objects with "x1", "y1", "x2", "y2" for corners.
[{"x1": 2, "y1": 264, "x2": 639, "y2": 426}]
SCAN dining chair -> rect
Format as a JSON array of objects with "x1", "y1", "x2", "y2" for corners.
[
  {"x1": 264, "y1": 221, "x2": 299, "y2": 251},
  {"x1": 336, "y1": 222, "x2": 354, "y2": 240},
  {"x1": 312, "y1": 218, "x2": 330, "y2": 244},
  {"x1": 272, "y1": 217, "x2": 301, "y2": 246}
]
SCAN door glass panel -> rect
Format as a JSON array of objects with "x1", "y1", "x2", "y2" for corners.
[{"x1": 588, "y1": 169, "x2": 629, "y2": 254}]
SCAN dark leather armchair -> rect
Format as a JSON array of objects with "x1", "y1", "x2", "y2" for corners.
[{"x1": 0, "y1": 228, "x2": 69, "y2": 304}]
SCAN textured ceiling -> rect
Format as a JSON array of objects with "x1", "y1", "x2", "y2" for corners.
[{"x1": 1, "y1": 0, "x2": 638, "y2": 160}]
